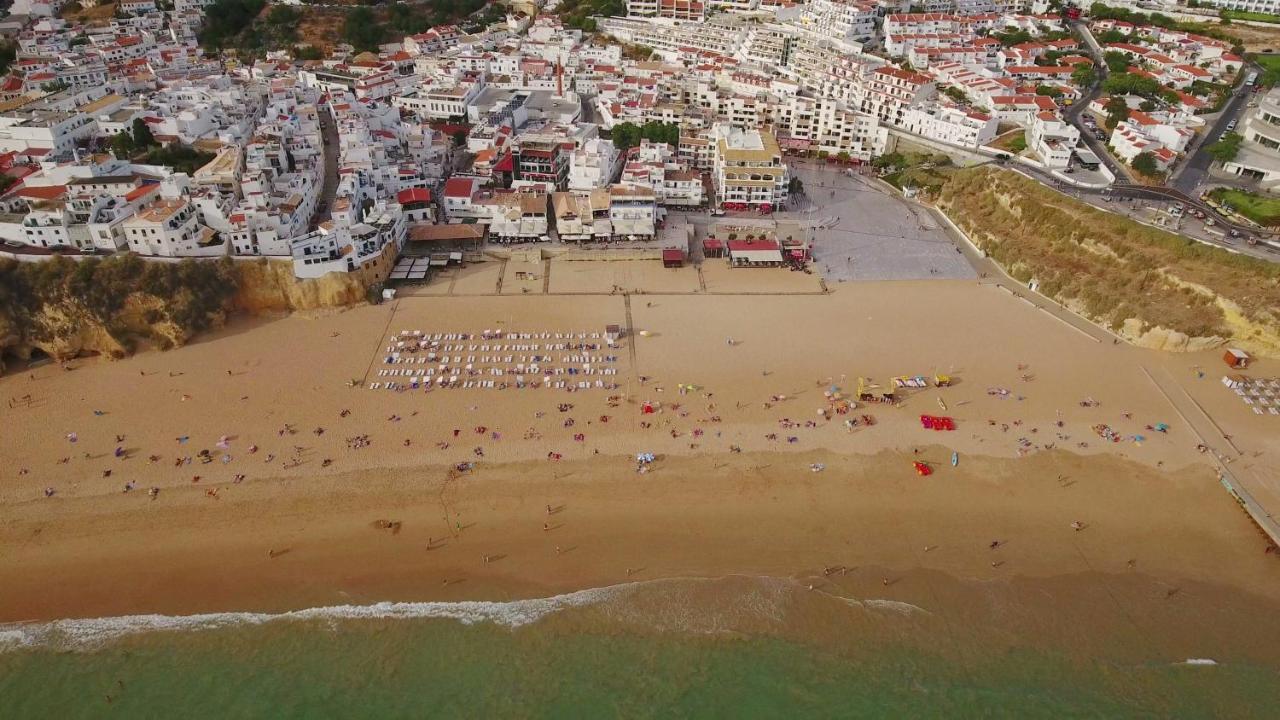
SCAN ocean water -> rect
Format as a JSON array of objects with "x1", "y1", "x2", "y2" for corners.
[{"x1": 2, "y1": 577, "x2": 1276, "y2": 719}]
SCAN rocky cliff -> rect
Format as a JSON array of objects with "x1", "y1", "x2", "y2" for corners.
[
  {"x1": 0, "y1": 254, "x2": 378, "y2": 374},
  {"x1": 936, "y1": 168, "x2": 1280, "y2": 358},
  {"x1": 232, "y1": 258, "x2": 371, "y2": 314}
]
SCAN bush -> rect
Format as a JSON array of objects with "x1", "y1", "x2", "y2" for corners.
[
  {"x1": 938, "y1": 166, "x2": 1280, "y2": 342},
  {"x1": 0, "y1": 255, "x2": 241, "y2": 352}
]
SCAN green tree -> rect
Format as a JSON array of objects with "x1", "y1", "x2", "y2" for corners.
[
  {"x1": 131, "y1": 118, "x2": 157, "y2": 149},
  {"x1": 1095, "y1": 29, "x2": 1128, "y2": 44},
  {"x1": 1208, "y1": 132, "x2": 1243, "y2": 163},
  {"x1": 344, "y1": 7, "x2": 386, "y2": 53},
  {"x1": 1131, "y1": 151, "x2": 1161, "y2": 176},
  {"x1": 994, "y1": 30, "x2": 1033, "y2": 47},
  {"x1": 1071, "y1": 64, "x2": 1096, "y2": 88},
  {"x1": 943, "y1": 86, "x2": 967, "y2": 103},
  {"x1": 111, "y1": 132, "x2": 134, "y2": 159},
  {"x1": 1035, "y1": 85, "x2": 1064, "y2": 98},
  {"x1": 1139, "y1": 99, "x2": 1157, "y2": 112},
  {"x1": 293, "y1": 45, "x2": 324, "y2": 61},
  {"x1": 1103, "y1": 50, "x2": 1131, "y2": 74},
  {"x1": 1104, "y1": 96, "x2": 1130, "y2": 130},
  {"x1": 1103, "y1": 72, "x2": 1162, "y2": 99},
  {"x1": 637, "y1": 120, "x2": 679, "y2": 146},
  {"x1": 0, "y1": 40, "x2": 16, "y2": 76},
  {"x1": 198, "y1": 0, "x2": 265, "y2": 52},
  {"x1": 611, "y1": 122, "x2": 641, "y2": 150},
  {"x1": 267, "y1": 5, "x2": 299, "y2": 26}
]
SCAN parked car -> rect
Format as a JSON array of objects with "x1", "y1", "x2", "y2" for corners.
[{"x1": 1226, "y1": 120, "x2": 1237, "y2": 131}]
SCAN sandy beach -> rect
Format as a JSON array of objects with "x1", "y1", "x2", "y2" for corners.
[{"x1": 3, "y1": 280, "x2": 1279, "y2": 659}]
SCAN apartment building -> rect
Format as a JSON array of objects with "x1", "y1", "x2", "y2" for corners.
[
  {"x1": 799, "y1": 0, "x2": 878, "y2": 43},
  {"x1": 122, "y1": 197, "x2": 223, "y2": 257},
  {"x1": 711, "y1": 124, "x2": 790, "y2": 210},
  {"x1": 1222, "y1": 87, "x2": 1280, "y2": 185},
  {"x1": 773, "y1": 93, "x2": 890, "y2": 160},
  {"x1": 1027, "y1": 111, "x2": 1080, "y2": 168},
  {"x1": 902, "y1": 105, "x2": 998, "y2": 148},
  {"x1": 860, "y1": 66, "x2": 937, "y2": 127}
]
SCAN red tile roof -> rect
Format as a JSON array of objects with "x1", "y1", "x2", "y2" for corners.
[
  {"x1": 443, "y1": 177, "x2": 476, "y2": 198},
  {"x1": 124, "y1": 184, "x2": 159, "y2": 202},
  {"x1": 397, "y1": 187, "x2": 432, "y2": 204}
]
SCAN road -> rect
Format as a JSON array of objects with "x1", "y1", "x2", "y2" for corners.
[
  {"x1": 1015, "y1": 175, "x2": 1280, "y2": 261},
  {"x1": 311, "y1": 104, "x2": 339, "y2": 232},
  {"x1": 1066, "y1": 21, "x2": 1132, "y2": 182},
  {"x1": 1171, "y1": 72, "x2": 1257, "y2": 195}
]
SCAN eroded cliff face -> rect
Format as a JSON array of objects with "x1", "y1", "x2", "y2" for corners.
[
  {"x1": 936, "y1": 167, "x2": 1280, "y2": 359},
  {"x1": 232, "y1": 258, "x2": 371, "y2": 314},
  {"x1": 0, "y1": 258, "x2": 375, "y2": 373}
]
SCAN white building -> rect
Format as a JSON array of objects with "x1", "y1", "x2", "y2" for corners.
[
  {"x1": 711, "y1": 124, "x2": 790, "y2": 209},
  {"x1": 122, "y1": 197, "x2": 224, "y2": 257},
  {"x1": 568, "y1": 137, "x2": 623, "y2": 190},
  {"x1": 1194, "y1": 0, "x2": 1280, "y2": 15},
  {"x1": 1222, "y1": 87, "x2": 1280, "y2": 186},
  {"x1": 1028, "y1": 111, "x2": 1080, "y2": 168},
  {"x1": 902, "y1": 105, "x2": 999, "y2": 149}
]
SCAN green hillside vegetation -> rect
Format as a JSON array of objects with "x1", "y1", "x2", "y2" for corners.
[
  {"x1": 0, "y1": 254, "x2": 240, "y2": 356},
  {"x1": 937, "y1": 167, "x2": 1280, "y2": 350},
  {"x1": 1209, "y1": 187, "x2": 1280, "y2": 226}
]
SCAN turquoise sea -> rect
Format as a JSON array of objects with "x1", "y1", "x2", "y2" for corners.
[{"x1": 2, "y1": 576, "x2": 1277, "y2": 718}]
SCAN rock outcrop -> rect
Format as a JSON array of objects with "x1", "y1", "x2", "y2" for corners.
[{"x1": 0, "y1": 254, "x2": 380, "y2": 373}]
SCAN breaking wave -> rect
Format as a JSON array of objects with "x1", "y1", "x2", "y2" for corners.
[{"x1": 0, "y1": 583, "x2": 638, "y2": 653}]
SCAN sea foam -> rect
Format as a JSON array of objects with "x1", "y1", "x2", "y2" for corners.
[{"x1": 0, "y1": 584, "x2": 632, "y2": 653}]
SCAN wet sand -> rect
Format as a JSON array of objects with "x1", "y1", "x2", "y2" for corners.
[{"x1": 1, "y1": 282, "x2": 1278, "y2": 644}]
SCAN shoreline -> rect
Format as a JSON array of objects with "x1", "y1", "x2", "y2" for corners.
[
  {"x1": 3, "y1": 284, "x2": 1278, "y2": 665},
  {"x1": 2, "y1": 448, "x2": 1277, "y2": 627}
]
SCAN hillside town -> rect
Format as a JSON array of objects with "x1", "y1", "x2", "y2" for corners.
[{"x1": 0, "y1": 0, "x2": 1275, "y2": 281}]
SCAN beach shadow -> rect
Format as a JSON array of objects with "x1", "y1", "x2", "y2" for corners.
[
  {"x1": 547, "y1": 504, "x2": 567, "y2": 515},
  {"x1": 426, "y1": 539, "x2": 448, "y2": 550},
  {"x1": 557, "y1": 545, "x2": 578, "y2": 555},
  {"x1": 267, "y1": 548, "x2": 292, "y2": 559},
  {"x1": 482, "y1": 553, "x2": 507, "y2": 564},
  {"x1": 626, "y1": 567, "x2": 646, "y2": 577}
]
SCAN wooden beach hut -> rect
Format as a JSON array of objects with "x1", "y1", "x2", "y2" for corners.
[{"x1": 1223, "y1": 348, "x2": 1251, "y2": 369}]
